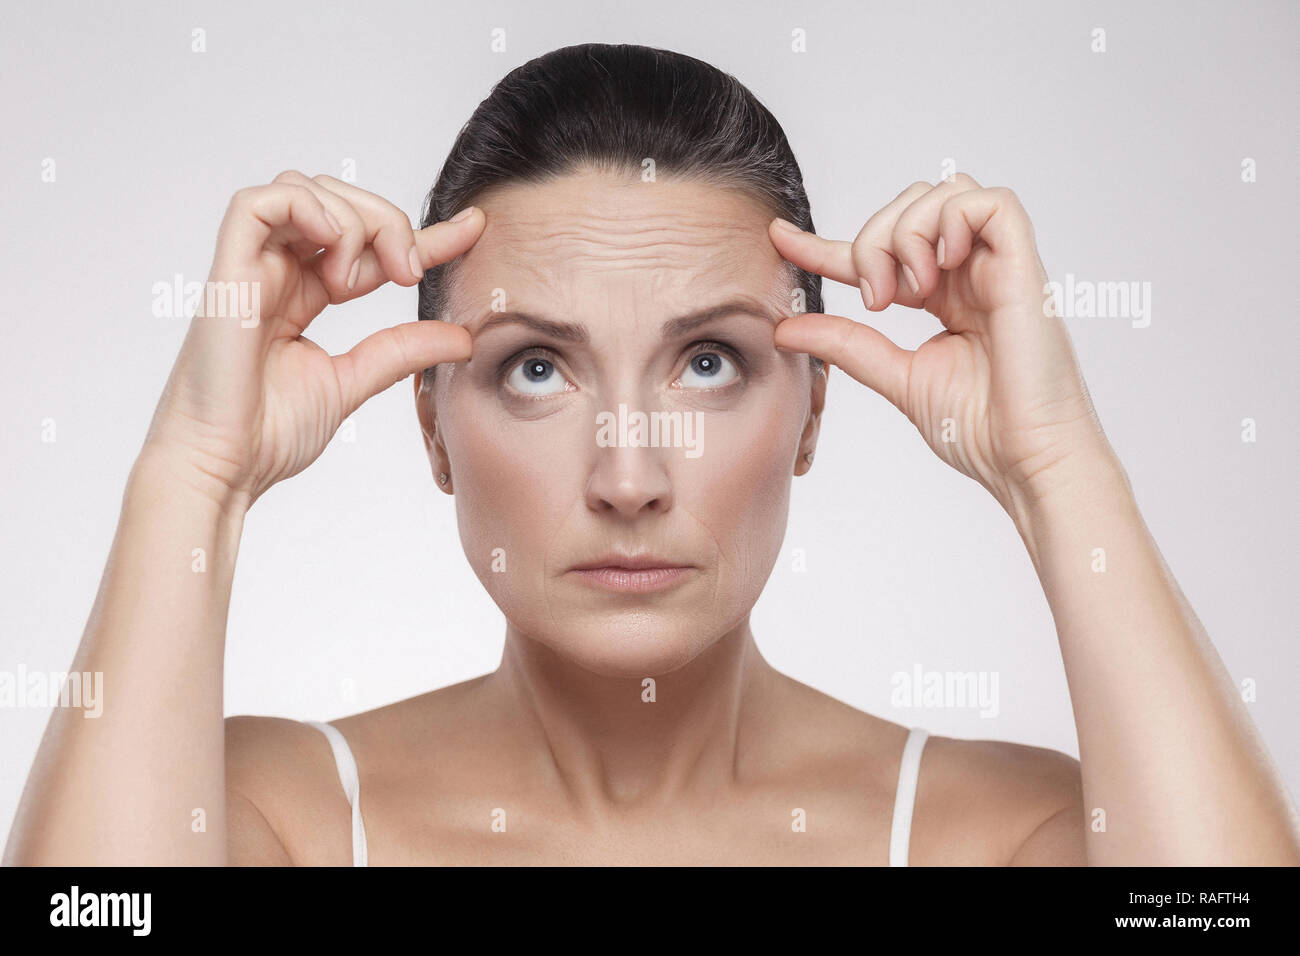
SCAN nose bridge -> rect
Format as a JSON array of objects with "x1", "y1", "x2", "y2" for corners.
[
  {"x1": 586, "y1": 392, "x2": 675, "y2": 517},
  {"x1": 582, "y1": 286, "x2": 676, "y2": 516}
]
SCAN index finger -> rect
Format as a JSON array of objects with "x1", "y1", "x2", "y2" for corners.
[
  {"x1": 414, "y1": 207, "x2": 486, "y2": 273},
  {"x1": 768, "y1": 219, "x2": 859, "y2": 286},
  {"x1": 306, "y1": 205, "x2": 486, "y2": 307}
]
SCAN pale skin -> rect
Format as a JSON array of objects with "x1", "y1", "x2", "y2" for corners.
[{"x1": 6, "y1": 166, "x2": 1299, "y2": 866}]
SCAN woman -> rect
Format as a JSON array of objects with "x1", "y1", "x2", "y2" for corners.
[{"x1": 6, "y1": 43, "x2": 1298, "y2": 866}]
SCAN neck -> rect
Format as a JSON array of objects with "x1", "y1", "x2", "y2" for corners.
[{"x1": 486, "y1": 617, "x2": 777, "y2": 814}]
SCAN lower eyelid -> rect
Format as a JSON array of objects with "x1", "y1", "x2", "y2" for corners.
[
  {"x1": 673, "y1": 377, "x2": 742, "y2": 394},
  {"x1": 503, "y1": 375, "x2": 575, "y2": 399}
]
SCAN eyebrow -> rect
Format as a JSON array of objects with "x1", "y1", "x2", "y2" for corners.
[{"x1": 467, "y1": 298, "x2": 780, "y2": 343}]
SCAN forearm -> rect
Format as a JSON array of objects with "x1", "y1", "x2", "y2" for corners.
[
  {"x1": 1009, "y1": 450, "x2": 1300, "y2": 865},
  {"x1": 4, "y1": 450, "x2": 247, "y2": 865}
]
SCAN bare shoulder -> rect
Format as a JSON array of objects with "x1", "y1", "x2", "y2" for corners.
[
  {"x1": 773, "y1": 673, "x2": 1085, "y2": 865},
  {"x1": 910, "y1": 733, "x2": 1087, "y2": 865},
  {"x1": 224, "y1": 714, "x2": 354, "y2": 865},
  {"x1": 223, "y1": 676, "x2": 490, "y2": 866}
]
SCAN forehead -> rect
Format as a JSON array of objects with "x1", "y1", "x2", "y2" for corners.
[{"x1": 446, "y1": 168, "x2": 791, "y2": 320}]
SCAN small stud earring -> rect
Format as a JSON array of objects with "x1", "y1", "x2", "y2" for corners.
[
  {"x1": 438, "y1": 472, "x2": 449, "y2": 486},
  {"x1": 804, "y1": 452, "x2": 814, "y2": 464}
]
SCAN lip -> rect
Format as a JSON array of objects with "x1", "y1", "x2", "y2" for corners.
[
  {"x1": 567, "y1": 554, "x2": 695, "y2": 593},
  {"x1": 569, "y1": 553, "x2": 687, "y2": 571},
  {"x1": 569, "y1": 566, "x2": 694, "y2": 592}
]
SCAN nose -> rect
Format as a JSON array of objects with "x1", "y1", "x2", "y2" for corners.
[{"x1": 585, "y1": 439, "x2": 674, "y2": 517}]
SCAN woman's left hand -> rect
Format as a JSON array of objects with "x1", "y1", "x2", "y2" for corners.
[{"x1": 769, "y1": 173, "x2": 1120, "y2": 517}]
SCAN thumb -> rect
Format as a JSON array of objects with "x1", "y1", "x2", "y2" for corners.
[
  {"x1": 334, "y1": 320, "x2": 472, "y2": 419},
  {"x1": 775, "y1": 313, "x2": 912, "y2": 411}
]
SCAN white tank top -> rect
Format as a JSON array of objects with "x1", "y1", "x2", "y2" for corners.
[{"x1": 305, "y1": 720, "x2": 930, "y2": 866}]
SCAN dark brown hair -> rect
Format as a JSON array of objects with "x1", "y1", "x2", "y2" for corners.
[{"x1": 417, "y1": 42, "x2": 822, "y2": 378}]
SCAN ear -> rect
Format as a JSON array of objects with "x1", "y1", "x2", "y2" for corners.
[
  {"x1": 794, "y1": 360, "x2": 828, "y2": 477},
  {"x1": 414, "y1": 372, "x2": 454, "y2": 493}
]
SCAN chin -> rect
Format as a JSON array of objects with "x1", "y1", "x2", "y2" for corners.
[{"x1": 525, "y1": 606, "x2": 724, "y2": 678}]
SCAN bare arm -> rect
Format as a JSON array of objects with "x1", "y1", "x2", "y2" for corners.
[
  {"x1": 1009, "y1": 449, "x2": 1300, "y2": 864},
  {"x1": 3, "y1": 453, "x2": 246, "y2": 864},
  {"x1": 768, "y1": 172, "x2": 1300, "y2": 864},
  {"x1": 3, "y1": 171, "x2": 481, "y2": 865}
]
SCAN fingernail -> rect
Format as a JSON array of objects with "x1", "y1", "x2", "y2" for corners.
[
  {"x1": 449, "y1": 206, "x2": 477, "y2": 223},
  {"x1": 408, "y1": 246, "x2": 423, "y2": 280},
  {"x1": 859, "y1": 278, "x2": 874, "y2": 309},
  {"x1": 936, "y1": 237, "x2": 946, "y2": 268},
  {"x1": 772, "y1": 217, "x2": 802, "y2": 234},
  {"x1": 902, "y1": 264, "x2": 919, "y2": 295},
  {"x1": 324, "y1": 209, "x2": 344, "y2": 236},
  {"x1": 347, "y1": 258, "x2": 360, "y2": 290}
]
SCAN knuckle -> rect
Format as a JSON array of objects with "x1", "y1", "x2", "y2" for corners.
[
  {"x1": 898, "y1": 224, "x2": 930, "y2": 251},
  {"x1": 373, "y1": 199, "x2": 413, "y2": 235},
  {"x1": 278, "y1": 182, "x2": 314, "y2": 206},
  {"x1": 375, "y1": 214, "x2": 412, "y2": 243},
  {"x1": 937, "y1": 195, "x2": 963, "y2": 226},
  {"x1": 272, "y1": 169, "x2": 306, "y2": 184},
  {"x1": 849, "y1": 233, "x2": 879, "y2": 273},
  {"x1": 833, "y1": 316, "x2": 855, "y2": 357},
  {"x1": 227, "y1": 185, "x2": 274, "y2": 217}
]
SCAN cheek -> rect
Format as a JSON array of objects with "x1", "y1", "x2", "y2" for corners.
[
  {"x1": 443, "y1": 394, "x2": 583, "y2": 594},
  {"x1": 441, "y1": 373, "x2": 803, "y2": 630},
  {"x1": 682, "y1": 389, "x2": 800, "y2": 585}
]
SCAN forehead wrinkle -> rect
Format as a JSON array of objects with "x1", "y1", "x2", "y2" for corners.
[
  {"x1": 451, "y1": 247, "x2": 790, "y2": 331},
  {"x1": 446, "y1": 177, "x2": 790, "y2": 326},
  {"x1": 464, "y1": 230, "x2": 760, "y2": 300},
  {"x1": 492, "y1": 226, "x2": 757, "y2": 267},
  {"x1": 496, "y1": 198, "x2": 761, "y2": 231}
]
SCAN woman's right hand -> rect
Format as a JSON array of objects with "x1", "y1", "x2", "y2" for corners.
[{"x1": 142, "y1": 170, "x2": 482, "y2": 509}]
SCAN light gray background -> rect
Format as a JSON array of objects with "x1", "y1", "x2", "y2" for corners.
[{"x1": 3, "y1": 0, "x2": 1297, "y2": 839}]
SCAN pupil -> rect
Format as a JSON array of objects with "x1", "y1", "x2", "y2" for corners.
[
  {"x1": 693, "y1": 354, "x2": 717, "y2": 376},
  {"x1": 525, "y1": 359, "x2": 550, "y2": 381}
]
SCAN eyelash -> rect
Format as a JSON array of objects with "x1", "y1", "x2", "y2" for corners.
[{"x1": 497, "y1": 339, "x2": 747, "y2": 396}]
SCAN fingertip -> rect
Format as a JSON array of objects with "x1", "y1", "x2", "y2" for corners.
[
  {"x1": 448, "y1": 206, "x2": 482, "y2": 228},
  {"x1": 446, "y1": 323, "x2": 473, "y2": 360},
  {"x1": 901, "y1": 263, "x2": 920, "y2": 297},
  {"x1": 859, "y1": 278, "x2": 875, "y2": 310},
  {"x1": 416, "y1": 208, "x2": 487, "y2": 265}
]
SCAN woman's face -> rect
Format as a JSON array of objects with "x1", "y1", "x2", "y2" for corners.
[{"x1": 417, "y1": 168, "x2": 826, "y2": 677}]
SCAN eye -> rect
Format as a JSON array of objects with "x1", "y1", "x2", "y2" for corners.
[
  {"x1": 503, "y1": 350, "x2": 573, "y2": 397},
  {"x1": 676, "y1": 343, "x2": 741, "y2": 390}
]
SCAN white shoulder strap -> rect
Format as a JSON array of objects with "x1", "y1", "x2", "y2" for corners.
[
  {"x1": 305, "y1": 720, "x2": 369, "y2": 866},
  {"x1": 889, "y1": 726, "x2": 930, "y2": 866}
]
